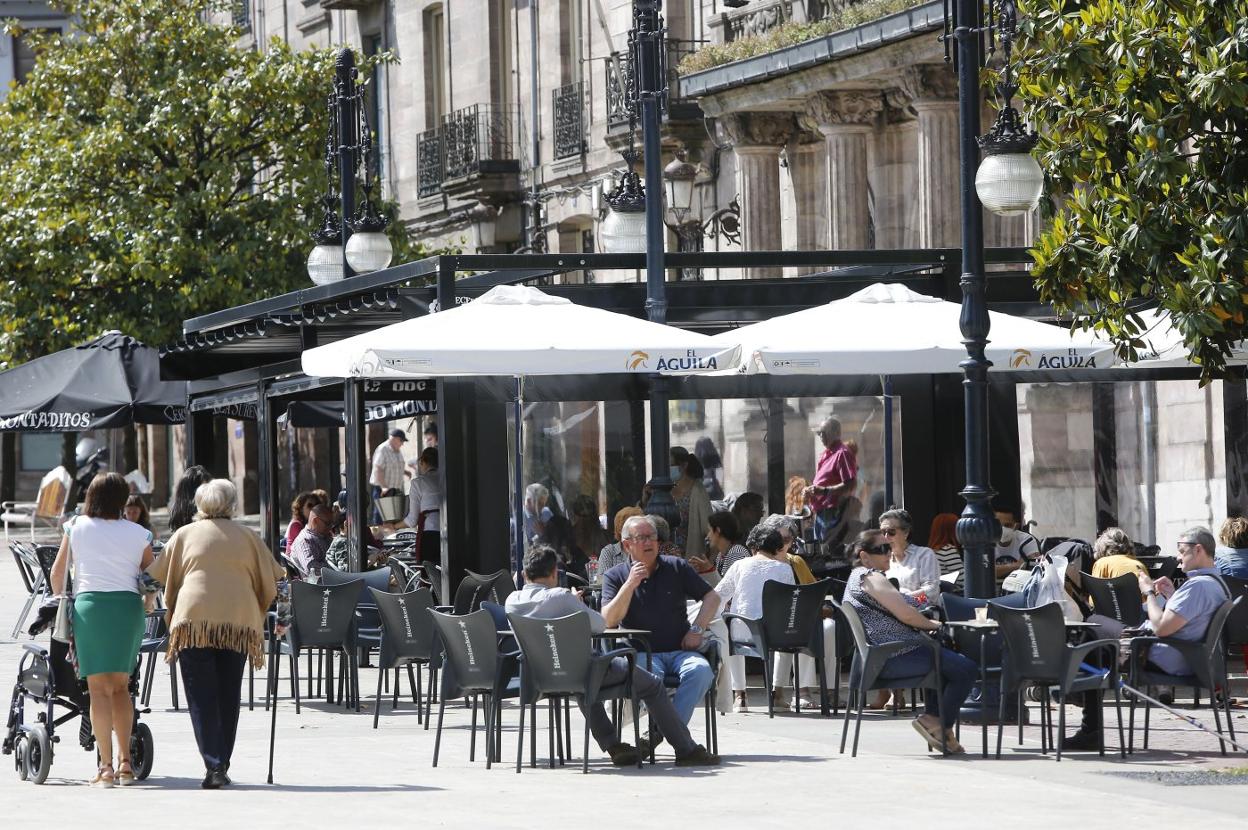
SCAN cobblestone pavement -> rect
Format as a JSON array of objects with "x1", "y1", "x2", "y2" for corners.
[{"x1": 1, "y1": 525, "x2": 1244, "y2": 828}]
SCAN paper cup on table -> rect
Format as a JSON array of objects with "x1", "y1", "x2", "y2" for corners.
[{"x1": 974, "y1": 606, "x2": 988, "y2": 622}]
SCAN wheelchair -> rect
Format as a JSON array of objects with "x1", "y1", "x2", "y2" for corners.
[{"x1": 3, "y1": 638, "x2": 154, "y2": 784}]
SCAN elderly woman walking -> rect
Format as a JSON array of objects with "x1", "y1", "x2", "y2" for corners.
[
  {"x1": 50, "y1": 473, "x2": 154, "y2": 787},
  {"x1": 148, "y1": 479, "x2": 284, "y2": 789}
]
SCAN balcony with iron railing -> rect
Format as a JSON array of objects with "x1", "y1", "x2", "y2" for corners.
[
  {"x1": 232, "y1": 0, "x2": 250, "y2": 32},
  {"x1": 416, "y1": 127, "x2": 444, "y2": 199},
  {"x1": 605, "y1": 39, "x2": 699, "y2": 131},
  {"x1": 415, "y1": 103, "x2": 522, "y2": 203},
  {"x1": 553, "y1": 81, "x2": 587, "y2": 161}
]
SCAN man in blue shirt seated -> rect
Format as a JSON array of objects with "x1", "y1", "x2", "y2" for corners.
[
  {"x1": 1138, "y1": 526, "x2": 1233, "y2": 675},
  {"x1": 601, "y1": 515, "x2": 721, "y2": 747},
  {"x1": 505, "y1": 545, "x2": 719, "y2": 766},
  {"x1": 1065, "y1": 526, "x2": 1232, "y2": 751}
]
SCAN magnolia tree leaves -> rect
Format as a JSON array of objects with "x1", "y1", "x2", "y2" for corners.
[
  {"x1": 1017, "y1": 0, "x2": 1248, "y2": 380},
  {"x1": 0, "y1": 0, "x2": 423, "y2": 367}
]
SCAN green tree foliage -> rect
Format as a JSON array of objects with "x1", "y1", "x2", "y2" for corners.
[
  {"x1": 1018, "y1": 0, "x2": 1248, "y2": 378},
  {"x1": 0, "y1": 0, "x2": 420, "y2": 366}
]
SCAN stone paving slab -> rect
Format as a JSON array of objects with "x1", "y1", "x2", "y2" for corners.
[{"x1": 1, "y1": 561, "x2": 1245, "y2": 828}]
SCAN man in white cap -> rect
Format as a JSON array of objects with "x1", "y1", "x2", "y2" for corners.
[{"x1": 369, "y1": 428, "x2": 409, "y2": 523}]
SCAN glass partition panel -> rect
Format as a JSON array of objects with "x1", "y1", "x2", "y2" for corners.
[
  {"x1": 1017, "y1": 382, "x2": 1097, "y2": 542},
  {"x1": 1115, "y1": 380, "x2": 1224, "y2": 548},
  {"x1": 671, "y1": 394, "x2": 902, "y2": 533}
]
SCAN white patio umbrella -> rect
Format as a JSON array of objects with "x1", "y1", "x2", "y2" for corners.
[
  {"x1": 708, "y1": 282, "x2": 1117, "y2": 509},
  {"x1": 301, "y1": 283, "x2": 739, "y2": 582},
  {"x1": 712, "y1": 282, "x2": 1116, "y2": 375},
  {"x1": 302, "y1": 284, "x2": 739, "y2": 378}
]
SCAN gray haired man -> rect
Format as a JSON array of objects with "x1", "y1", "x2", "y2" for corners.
[{"x1": 505, "y1": 545, "x2": 719, "y2": 767}]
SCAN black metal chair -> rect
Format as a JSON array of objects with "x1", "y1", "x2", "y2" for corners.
[
  {"x1": 369, "y1": 587, "x2": 437, "y2": 729},
  {"x1": 990, "y1": 601, "x2": 1125, "y2": 760},
  {"x1": 1224, "y1": 577, "x2": 1248, "y2": 673},
  {"x1": 452, "y1": 569, "x2": 515, "y2": 615},
  {"x1": 138, "y1": 608, "x2": 179, "y2": 710},
  {"x1": 420, "y1": 561, "x2": 444, "y2": 604},
  {"x1": 722, "y1": 578, "x2": 833, "y2": 718},
  {"x1": 508, "y1": 611, "x2": 640, "y2": 774},
  {"x1": 941, "y1": 591, "x2": 1030, "y2": 755},
  {"x1": 281, "y1": 579, "x2": 362, "y2": 713},
  {"x1": 1137, "y1": 556, "x2": 1179, "y2": 582},
  {"x1": 321, "y1": 568, "x2": 392, "y2": 655},
  {"x1": 1082, "y1": 572, "x2": 1146, "y2": 627},
  {"x1": 831, "y1": 597, "x2": 947, "y2": 757},
  {"x1": 428, "y1": 608, "x2": 520, "y2": 769},
  {"x1": 390, "y1": 559, "x2": 422, "y2": 593},
  {"x1": 1127, "y1": 596, "x2": 1241, "y2": 755},
  {"x1": 277, "y1": 552, "x2": 303, "y2": 581}
]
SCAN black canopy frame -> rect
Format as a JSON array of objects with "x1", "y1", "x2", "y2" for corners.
[{"x1": 159, "y1": 248, "x2": 1248, "y2": 583}]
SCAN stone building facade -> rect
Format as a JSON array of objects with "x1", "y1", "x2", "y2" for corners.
[{"x1": 1, "y1": 1, "x2": 1229, "y2": 548}]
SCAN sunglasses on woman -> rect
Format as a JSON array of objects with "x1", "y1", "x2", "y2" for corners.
[{"x1": 862, "y1": 543, "x2": 891, "y2": 556}]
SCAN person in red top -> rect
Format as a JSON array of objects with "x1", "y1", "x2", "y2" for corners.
[{"x1": 802, "y1": 416, "x2": 858, "y2": 544}]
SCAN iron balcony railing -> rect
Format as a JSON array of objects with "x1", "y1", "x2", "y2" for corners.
[
  {"x1": 232, "y1": 0, "x2": 251, "y2": 32},
  {"x1": 416, "y1": 127, "x2": 443, "y2": 198},
  {"x1": 553, "y1": 81, "x2": 587, "y2": 160},
  {"x1": 416, "y1": 103, "x2": 518, "y2": 197},
  {"x1": 605, "y1": 39, "x2": 696, "y2": 128},
  {"x1": 442, "y1": 103, "x2": 517, "y2": 181}
]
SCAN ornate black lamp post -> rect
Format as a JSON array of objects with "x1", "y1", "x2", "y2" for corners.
[
  {"x1": 947, "y1": 0, "x2": 1043, "y2": 600},
  {"x1": 307, "y1": 48, "x2": 393, "y2": 286},
  {"x1": 599, "y1": 1, "x2": 681, "y2": 528}
]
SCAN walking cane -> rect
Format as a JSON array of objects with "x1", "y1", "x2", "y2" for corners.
[
  {"x1": 267, "y1": 618, "x2": 280, "y2": 784},
  {"x1": 1079, "y1": 662, "x2": 1248, "y2": 754}
]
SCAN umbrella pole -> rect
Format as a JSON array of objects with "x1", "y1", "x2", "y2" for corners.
[
  {"x1": 513, "y1": 377, "x2": 525, "y2": 587},
  {"x1": 882, "y1": 375, "x2": 894, "y2": 507}
]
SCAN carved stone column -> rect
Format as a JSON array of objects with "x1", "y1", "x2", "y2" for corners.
[
  {"x1": 806, "y1": 91, "x2": 883, "y2": 251},
  {"x1": 787, "y1": 129, "x2": 828, "y2": 274},
  {"x1": 721, "y1": 113, "x2": 796, "y2": 278},
  {"x1": 872, "y1": 90, "x2": 920, "y2": 249},
  {"x1": 901, "y1": 65, "x2": 960, "y2": 249}
]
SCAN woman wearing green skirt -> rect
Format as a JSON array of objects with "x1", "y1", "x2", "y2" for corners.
[{"x1": 51, "y1": 473, "x2": 154, "y2": 788}]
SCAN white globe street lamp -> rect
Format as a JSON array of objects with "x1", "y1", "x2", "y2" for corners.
[
  {"x1": 600, "y1": 150, "x2": 648, "y2": 254},
  {"x1": 976, "y1": 105, "x2": 1043, "y2": 216}
]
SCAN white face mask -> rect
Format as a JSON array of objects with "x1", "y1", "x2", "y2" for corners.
[
  {"x1": 669, "y1": 465, "x2": 683, "y2": 480},
  {"x1": 999, "y1": 526, "x2": 1017, "y2": 546}
]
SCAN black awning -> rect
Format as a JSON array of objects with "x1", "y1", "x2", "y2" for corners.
[{"x1": 0, "y1": 331, "x2": 185, "y2": 431}]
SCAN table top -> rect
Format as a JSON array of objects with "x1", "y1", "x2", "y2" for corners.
[
  {"x1": 495, "y1": 627, "x2": 651, "y2": 638},
  {"x1": 945, "y1": 619, "x2": 1102, "y2": 630},
  {"x1": 598, "y1": 627, "x2": 650, "y2": 637}
]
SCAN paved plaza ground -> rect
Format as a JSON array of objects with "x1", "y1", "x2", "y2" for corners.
[{"x1": 2, "y1": 525, "x2": 1246, "y2": 828}]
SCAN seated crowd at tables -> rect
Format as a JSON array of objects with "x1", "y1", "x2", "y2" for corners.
[{"x1": 271, "y1": 431, "x2": 1244, "y2": 761}]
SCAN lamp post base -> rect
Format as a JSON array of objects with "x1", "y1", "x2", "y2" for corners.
[{"x1": 959, "y1": 683, "x2": 1029, "y2": 725}]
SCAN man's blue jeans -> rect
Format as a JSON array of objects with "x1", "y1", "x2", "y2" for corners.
[{"x1": 645, "y1": 650, "x2": 713, "y2": 725}]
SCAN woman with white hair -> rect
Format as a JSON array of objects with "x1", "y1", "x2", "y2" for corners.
[{"x1": 147, "y1": 478, "x2": 284, "y2": 789}]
